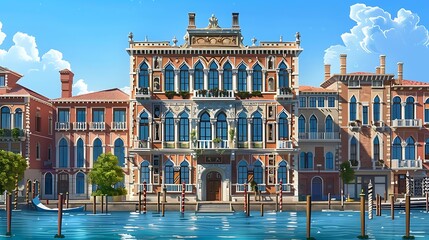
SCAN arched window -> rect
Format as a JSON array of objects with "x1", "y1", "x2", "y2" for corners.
[
  {"x1": 325, "y1": 115, "x2": 333, "y2": 133},
  {"x1": 425, "y1": 138, "x2": 429, "y2": 160},
  {"x1": 373, "y1": 96, "x2": 381, "y2": 122},
  {"x1": 278, "y1": 62, "x2": 289, "y2": 88},
  {"x1": 237, "y1": 112, "x2": 247, "y2": 142},
  {"x1": 350, "y1": 137, "x2": 358, "y2": 166},
  {"x1": 114, "y1": 139, "x2": 125, "y2": 166},
  {"x1": 139, "y1": 112, "x2": 149, "y2": 141},
  {"x1": 59, "y1": 138, "x2": 68, "y2": 168},
  {"x1": 180, "y1": 161, "x2": 189, "y2": 184},
  {"x1": 392, "y1": 96, "x2": 402, "y2": 120},
  {"x1": 300, "y1": 152, "x2": 313, "y2": 169},
  {"x1": 93, "y1": 139, "x2": 103, "y2": 163},
  {"x1": 425, "y1": 99, "x2": 429, "y2": 123},
  {"x1": 325, "y1": 152, "x2": 334, "y2": 170},
  {"x1": 237, "y1": 64, "x2": 247, "y2": 91},
  {"x1": 252, "y1": 64, "x2": 262, "y2": 91},
  {"x1": 164, "y1": 160, "x2": 174, "y2": 184},
  {"x1": 76, "y1": 139, "x2": 84, "y2": 168},
  {"x1": 405, "y1": 97, "x2": 415, "y2": 119},
  {"x1": 223, "y1": 62, "x2": 232, "y2": 90},
  {"x1": 298, "y1": 115, "x2": 306, "y2": 133},
  {"x1": 277, "y1": 161, "x2": 288, "y2": 186},
  {"x1": 373, "y1": 137, "x2": 380, "y2": 162},
  {"x1": 1, "y1": 107, "x2": 11, "y2": 129},
  {"x1": 139, "y1": 62, "x2": 149, "y2": 88},
  {"x1": 179, "y1": 112, "x2": 189, "y2": 141},
  {"x1": 349, "y1": 96, "x2": 357, "y2": 121},
  {"x1": 309, "y1": 115, "x2": 317, "y2": 133},
  {"x1": 253, "y1": 161, "x2": 263, "y2": 184},
  {"x1": 392, "y1": 137, "x2": 401, "y2": 160},
  {"x1": 164, "y1": 112, "x2": 174, "y2": 141},
  {"x1": 252, "y1": 112, "x2": 262, "y2": 141},
  {"x1": 140, "y1": 161, "x2": 150, "y2": 184},
  {"x1": 199, "y1": 112, "x2": 211, "y2": 140},
  {"x1": 179, "y1": 65, "x2": 189, "y2": 91},
  {"x1": 237, "y1": 161, "x2": 248, "y2": 184},
  {"x1": 208, "y1": 62, "x2": 218, "y2": 90},
  {"x1": 44, "y1": 173, "x2": 53, "y2": 195},
  {"x1": 164, "y1": 64, "x2": 174, "y2": 91},
  {"x1": 278, "y1": 112, "x2": 289, "y2": 140},
  {"x1": 405, "y1": 137, "x2": 415, "y2": 160},
  {"x1": 76, "y1": 172, "x2": 85, "y2": 194},
  {"x1": 14, "y1": 108, "x2": 22, "y2": 129},
  {"x1": 194, "y1": 62, "x2": 204, "y2": 90},
  {"x1": 216, "y1": 112, "x2": 227, "y2": 140}
]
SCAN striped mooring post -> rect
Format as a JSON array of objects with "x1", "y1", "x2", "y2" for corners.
[
  {"x1": 143, "y1": 181, "x2": 147, "y2": 214},
  {"x1": 368, "y1": 180, "x2": 373, "y2": 220},
  {"x1": 181, "y1": 181, "x2": 185, "y2": 214},
  {"x1": 244, "y1": 183, "x2": 248, "y2": 213},
  {"x1": 406, "y1": 171, "x2": 410, "y2": 196},
  {"x1": 279, "y1": 179, "x2": 283, "y2": 212}
]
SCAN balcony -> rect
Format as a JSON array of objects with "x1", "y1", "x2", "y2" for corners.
[
  {"x1": 390, "y1": 159, "x2": 422, "y2": 170},
  {"x1": 133, "y1": 140, "x2": 151, "y2": 150},
  {"x1": 73, "y1": 122, "x2": 87, "y2": 131},
  {"x1": 234, "y1": 183, "x2": 267, "y2": 193},
  {"x1": 0, "y1": 128, "x2": 25, "y2": 141},
  {"x1": 89, "y1": 122, "x2": 105, "y2": 131},
  {"x1": 276, "y1": 140, "x2": 294, "y2": 150},
  {"x1": 275, "y1": 87, "x2": 293, "y2": 100},
  {"x1": 55, "y1": 122, "x2": 70, "y2": 131},
  {"x1": 392, "y1": 119, "x2": 422, "y2": 129},
  {"x1": 298, "y1": 132, "x2": 340, "y2": 140},
  {"x1": 111, "y1": 122, "x2": 126, "y2": 130},
  {"x1": 164, "y1": 184, "x2": 193, "y2": 193},
  {"x1": 192, "y1": 89, "x2": 235, "y2": 100},
  {"x1": 136, "y1": 183, "x2": 154, "y2": 193},
  {"x1": 372, "y1": 121, "x2": 387, "y2": 132},
  {"x1": 348, "y1": 120, "x2": 361, "y2": 131},
  {"x1": 135, "y1": 87, "x2": 151, "y2": 99},
  {"x1": 192, "y1": 140, "x2": 229, "y2": 149},
  {"x1": 275, "y1": 183, "x2": 293, "y2": 192}
]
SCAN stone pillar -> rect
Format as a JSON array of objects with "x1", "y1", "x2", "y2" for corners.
[
  {"x1": 174, "y1": 69, "x2": 180, "y2": 92},
  {"x1": 262, "y1": 70, "x2": 267, "y2": 92},
  {"x1": 247, "y1": 118, "x2": 252, "y2": 149},
  {"x1": 189, "y1": 69, "x2": 194, "y2": 92},
  {"x1": 232, "y1": 69, "x2": 238, "y2": 92},
  {"x1": 203, "y1": 69, "x2": 209, "y2": 90},
  {"x1": 247, "y1": 70, "x2": 253, "y2": 92},
  {"x1": 218, "y1": 69, "x2": 224, "y2": 90},
  {"x1": 148, "y1": 69, "x2": 153, "y2": 92}
]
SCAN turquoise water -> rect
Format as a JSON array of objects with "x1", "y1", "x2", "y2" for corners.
[{"x1": 0, "y1": 209, "x2": 428, "y2": 239}]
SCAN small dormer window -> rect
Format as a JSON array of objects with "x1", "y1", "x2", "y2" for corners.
[{"x1": 0, "y1": 75, "x2": 5, "y2": 87}]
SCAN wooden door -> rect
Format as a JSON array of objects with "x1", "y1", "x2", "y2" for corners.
[
  {"x1": 206, "y1": 171, "x2": 221, "y2": 201},
  {"x1": 57, "y1": 173, "x2": 69, "y2": 194}
]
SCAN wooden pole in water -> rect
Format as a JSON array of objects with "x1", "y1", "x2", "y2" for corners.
[
  {"x1": 138, "y1": 191, "x2": 142, "y2": 214},
  {"x1": 66, "y1": 192, "x2": 69, "y2": 209},
  {"x1": 101, "y1": 195, "x2": 104, "y2": 214},
  {"x1": 105, "y1": 194, "x2": 108, "y2": 214},
  {"x1": 260, "y1": 203, "x2": 264, "y2": 217},
  {"x1": 144, "y1": 182, "x2": 148, "y2": 214},
  {"x1": 368, "y1": 181, "x2": 373, "y2": 220},
  {"x1": 181, "y1": 181, "x2": 185, "y2": 214},
  {"x1": 426, "y1": 192, "x2": 428, "y2": 213},
  {"x1": 328, "y1": 193, "x2": 331, "y2": 210},
  {"x1": 279, "y1": 180, "x2": 283, "y2": 212},
  {"x1": 157, "y1": 192, "x2": 161, "y2": 213},
  {"x1": 306, "y1": 195, "x2": 312, "y2": 240},
  {"x1": 54, "y1": 193, "x2": 64, "y2": 238},
  {"x1": 246, "y1": 192, "x2": 250, "y2": 217},
  {"x1": 6, "y1": 192, "x2": 12, "y2": 236},
  {"x1": 14, "y1": 175, "x2": 18, "y2": 210},
  {"x1": 275, "y1": 193, "x2": 279, "y2": 212},
  {"x1": 162, "y1": 203, "x2": 165, "y2": 217},
  {"x1": 390, "y1": 195, "x2": 394, "y2": 220},
  {"x1": 93, "y1": 195, "x2": 96, "y2": 214},
  {"x1": 404, "y1": 194, "x2": 413, "y2": 239},
  {"x1": 244, "y1": 183, "x2": 247, "y2": 214},
  {"x1": 357, "y1": 190, "x2": 367, "y2": 239}
]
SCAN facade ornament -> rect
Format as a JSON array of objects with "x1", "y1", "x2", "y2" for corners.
[
  {"x1": 251, "y1": 37, "x2": 257, "y2": 46},
  {"x1": 295, "y1": 32, "x2": 300, "y2": 42},
  {"x1": 144, "y1": 36, "x2": 148, "y2": 42},
  {"x1": 128, "y1": 32, "x2": 134, "y2": 43},
  {"x1": 172, "y1": 36, "x2": 178, "y2": 46},
  {"x1": 279, "y1": 35, "x2": 283, "y2": 42},
  {"x1": 207, "y1": 14, "x2": 220, "y2": 28}
]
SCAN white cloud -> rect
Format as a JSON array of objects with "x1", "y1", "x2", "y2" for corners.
[
  {"x1": 324, "y1": 4, "x2": 429, "y2": 80},
  {"x1": 73, "y1": 79, "x2": 93, "y2": 95},
  {"x1": 120, "y1": 86, "x2": 131, "y2": 95},
  {"x1": 41, "y1": 49, "x2": 71, "y2": 71},
  {"x1": 0, "y1": 22, "x2": 6, "y2": 45}
]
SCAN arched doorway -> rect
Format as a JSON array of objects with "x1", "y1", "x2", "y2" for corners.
[
  {"x1": 311, "y1": 177, "x2": 323, "y2": 201},
  {"x1": 206, "y1": 171, "x2": 221, "y2": 201}
]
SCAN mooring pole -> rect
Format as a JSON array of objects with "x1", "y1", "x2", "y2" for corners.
[
  {"x1": 390, "y1": 195, "x2": 394, "y2": 220},
  {"x1": 328, "y1": 193, "x2": 331, "y2": 210},
  {"x1": 105, "y1": 194, "x2": 108, "y2": 214},
  {"x1": 181, "y1": 181, "x2": 185, "y2": 214},
  {"x1": 6, "y1": 192, "x2": 12, "y2": 236},
  {"x1": 368, "y1": 181, "x2": 373, "y2": 220},
  {"x1": 157, "y1": 192, "x2": 161, "y2": 213},
  {"x1": 54, "y1": 193, "x2": 64, "y2": 238},
  {"x1": 306, "y1": 195, "x2": 312, "y2": 240},
  {"x1": 143, "y1": 181, "x2": 147, "y2": 214},
  {"x1": 279, "y1": 179, "x2": 283, "y2": 212},
  {"x1": 426, "y1": 192, "x2": 429, "y2": 213},
  {"x1": 138, "y1": 191, "x2": 142, "y2": 214},
  {"x1": 93, "y1": 195, "x2": 96, "y2": 214},
  {"x1": 162, "y1": 203, "x2": 165, "y2": 217},
  {"x1": 357, "y1": 190, "x2": 367, "y2": 239},
  {"x1": 246, "y1": 192, "x2": 250, "y2": 217},
  {"x1": 404, "y1": 194, "x2": 413, "y2": 239},
  {"x1": 260, "y1": 203, "x2": 264, "y2": 217},
  {"x1": 244, "y1": 183, "x2": 248, "y2": 214},
  {"x1": 66, "y1": 192, "x2": 69, "y2": 209}
]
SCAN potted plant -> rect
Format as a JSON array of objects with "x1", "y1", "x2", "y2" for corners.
[
  {"x1": 213, "y1": 137, "x2": 222, "y2": 148},
  {"x1": 229, "y1": 129, "x2": 235, "y2": 142},
  {"x1": 251, "y1": 91, "x2": 262, "y2": 97},
  {"x1": 236, "y1": 91, "x2": 251, "y2": 99},
  {"x1": 179, "y1": 91, "x2": 190, "y2": 99},
  {"x1": 190, "y1": 130, "x2": 197, "y2": 146},
  {"x1": 0, "y1": 129, "x2": 4, "y2": 137},
  {"x1": 89, "y1": 153, "x2": 127, "y2": 202},
  {"x1": 165, "y1": 91, "x2": 177, "y2": 99},
  {"x1": 197, "y1": 89, "x2": 207, "y2": 97},
  {"x1": 12, "y1": 128, "x2": 21, "y2": 140}
]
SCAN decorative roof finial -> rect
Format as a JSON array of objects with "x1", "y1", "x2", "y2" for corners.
[
  {"x1": 172, "y1": 36, "x2": 178, "y2": 46},
  {"x1": 145, "y1": 36, "x2": 148, "y2": 42},
  {"x1": 207, "y1": 14, "x2": 220, "y2": 28},
  {"x1": 295, "y1": 32, "x2": 301, "y2": 42},
  {"x1": 251, "y1": 37, "x2": 257, "y2": 46},
  {"x1": 279, "y1": 35, "x2": 283, "y2": 42},
  {"x1": 128, "y1": 32, "x2": 134, "y2": 43}
]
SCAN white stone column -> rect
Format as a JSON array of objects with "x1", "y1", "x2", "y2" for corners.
[
  {"x1": 174, "y1": 69, "x2": 180, "y2": 92},
  {"x1": 174, "y1": 118, "x2": 179, "y2": 148},
  {"x1": 218, "y1": 69, "x2": 224, "y2": 90},
  {"x1": 189, "y1": 69, "x2": 194, "y2": 92},
  {"x1": 262, "y1": 70, "x2": 267, "y2": 92},
  {"x1": 401, "y1": 102, "x2": 406, "y2": 119},
  {"x1": 148, "y1": 69, "x2": 153, "y2": 92},
  {"x1": 247, "y1": 118, "x2": 252, "y2": 149},
  {"x1": 203, "y1": 69, "x2": 209, "y2": 90},
  {"x1": 247, "y1": 70, "x2": 253, "y2": 92},
  {"x1": 210, "y1": 119, "x2": 216, "y2": 140},
  {"x1": 232, "y1": 69, "x2": 238, "y2": 92},
  {"x1": 262, "y1": 118, "x2": 266, "y2": 149}
]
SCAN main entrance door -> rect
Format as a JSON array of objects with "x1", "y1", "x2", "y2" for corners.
[
  {"x1": 206, "y1": 171, "x2": 221, "y2": 201},
  {"x1": 311, "y1": 177, "x2": 323, "y2": 201},
  {"x1": 57, "y1": 173, "x2": 69, "y2": 194}
]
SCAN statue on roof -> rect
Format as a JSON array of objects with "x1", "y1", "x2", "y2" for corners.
[
  {"x1": 295, "y1": 32, "x2": 301, "y2": 42},
  {"x1": 207, "y1": 14, "x2": 220, "y2": 28}
]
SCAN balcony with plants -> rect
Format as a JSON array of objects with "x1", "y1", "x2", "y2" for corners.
[
  {"x1": 193, "y1": 88, "x2": 235, "y2": 100},
  {"x1": 0, "y1": 128, "x2": 25, "y2": 141},
  {"x1": 275, "y1": 87, "x2": 294, "y2": 100},
  {"x1": 135, "y1": 87, "x2": 151, "y2": 99}
]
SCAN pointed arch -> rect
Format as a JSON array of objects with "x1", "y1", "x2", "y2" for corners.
[
  {"x1": 140, "y1": 160, "x2": 150, "y2": 184},
  {"x1": 44, "y1": 172, "x2": 53, "y2": 195},
  {"x1": 278, "y1": 112, "x2": 289, "y2": 140},
  {"x1": 425, "y1": 137, "x2": 429, "y2": 160},
  {"x1": 253, "y1": 160, "x2": 264, "y2": 184},
  {"x1": 138, "y1": 62, "x2": 149, "y2": 88},
  {"x1": 1, "y1": 106, "x2": 11, "y2": 129},
  {"x1": 392, "y1": 136, "x2": 402, "y2": 160},
  {"x1": 178, "y1": 111, "x2": 189, "y2": 141},
  {"x1": 309, "y1": 115, "x2": 318, "y2": 133},
  {"x1": 425, "y1": 98, "x2": 429, "y2": 123},
  {"x1": 237, "y1": 160, "x2": 248, "y2": 184},
  {"x1": 237, "y1": 63, "x2": 247, "y2": 91},
  {"x1": 405, "y1": 136, "x2": 415, "y2": 160},
  {"x1": 14, "y1": 108, "x2": 22, "y2": 129},
  {"x1": 237, "y1": 111, "x2": 247, "y2": 142},
  {"x1": 164, "y1": 159, "x2": 174, "y2": 184},
  {"x1": 350, "y1": 136, "x2": 358, "y2": 166},
  {"x1": 93, "y1": 138, "x2": 103, "y2": 163},
  {"x1": 199, "y1": 111, "x2": 211, "y2": 140},
  {"x1": 164, "y1": 111, "x2": 175, "y2": 142},
  {"x1": 208, "y1": 61, "x2": 219, "y2": 90},
  {"x1": 194, "y1": 61, "x2": 204, "y2": 90},
  {"x1": 179, "y1": 64, "x2": 189, "y2": 91},
  {"x1": 278, "y1": 61, "x2": 289, "y2": 88},
  {"x1": 373, "y1": 136, "x2": 381, "y2": 163},
  {"x1": 325, "y1": 115, "x2": 333, "y2": 133},
  {"x1": 349, "y1": 96, "x2": 357, "y2": 121},
  {"x1": 114, "y1": 138, "x2": 125, "y2": 166},
  {"x1": 277, "y1": 160, "x2": 288, "y2": 187},
  {"x1": 373, "y1": 96, "x2": 381, "y2": 122},
  {"x1": 139, "y1": 111, "x2": 149, "y2": 141},
  {"x1": 223, "y1": 61, "x2": 233, "y2": 90},
  {"x1": 392, "y1": 96, "x2": 402, "y2": 120},
  {"x1": 58, "y1": 138, "x2": 68, "y2": 168},
  {"x1": 164, "y1": 64, "x2": 174, "y2": 91},
  {"x1": 252, "y1": 111, "x2": 262, "y2": 141},
  {"x1": 405, "y1": 96, "x2": 415, "y2": 119},
  {"x1": 252, "y1": 63, "x2": 262, "y2": 91},
  {"x1": 216, "y1": 112, "x2": 227, "y2": 140},
  {"x1": 325, "y1": 152, "x2": 334, "y2": 170},
  {"x1": 298, "y1": 115, "x2": 306, "y2": 133},
  {"x1": 180, "y1": 160, "x2": 190, "y2": 184},
  {"x1": 76, "y1": 138, "x2": 85, "y2": 168},
  {"x1": 76, "y1": 172, "x2": 85, "y2": 194}
]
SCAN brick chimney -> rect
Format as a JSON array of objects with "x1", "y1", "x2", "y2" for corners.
[
  {"x1": 379, "y1": 55, "x2": 386, "y2": 74},
  {"x1": 324, "y1": 64, "x2": 331, "y2": 80},
  {"x1": 340, "y1": 54, "x2": 347, "y2": 74},
  {"x1": 397, "y1": 62, "x2": 403, "y2": 85},
  {"x1": 188, "y1": 13, "x2": 196, "y2": 29},
  {"x1": 232, "y1": 13, "x2": 240, "y2": 28},
  {"x1": 60, "y1": 69, "x2": 74, "y2": 98},
  {"x1": 375, "y1": 67, "x2": 380, "y2": 74}
]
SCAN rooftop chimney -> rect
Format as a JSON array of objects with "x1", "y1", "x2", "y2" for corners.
[
  {"x1": 60, "y1": 69, "x2": 74, "y2": 98},
  {"x1": 324, "y1": 64, "x2": 331, "y2": 80},
  {"x1": 380, "y1": 55, "x2": 386, "y2": 74},
  {"x1": 188, "y1": 13, "x2": 196, "y2": 29},
  {"x1": 397, "y1": 62, "x2": 403, "y2": 85},
  {"x1": 375, "y1": 67, "x2": 380, "y2": 74},
  {"x1": 340, "y1": 54, "x2": 347, "y2": 74},
  {"x1": 232, "y1": 13, "x2": 239, "y2": 28}
]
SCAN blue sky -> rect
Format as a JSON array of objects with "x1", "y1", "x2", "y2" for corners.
[{"x1": 0, "y1": 0, "x2": 428, "y2": 98}]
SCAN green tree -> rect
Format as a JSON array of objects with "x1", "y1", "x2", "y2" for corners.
[
  {"x1": 339, "y1": 161, "x2": 355, "y2": 184},
  {"x1": 0, "y1": 150, "x2": 27, "y2": 193},
  {"x1": 89, "y1": 153, "x2": 127, "y2": 196}
]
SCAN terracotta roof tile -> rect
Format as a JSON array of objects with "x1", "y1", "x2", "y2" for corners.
[
  {"x1": 53, "y1": 88, "x2": 129, "y2": 101},
  {"x1": 299, "y1": 85, "x2": 336, "y2": 92},
  {"x1": 1, "y1": 84, "x2": 50, "y2": 101},
  {"x1": 401, "y1": 80, "x2": 429, "y2": 86},
  {"x1": 349, "y1": 72, "x2": 374, "y2": 75}
]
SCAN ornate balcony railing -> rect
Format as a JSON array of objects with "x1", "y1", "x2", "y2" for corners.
[
  {"x1": 277, "y1": 140, "x2": 294, "y2": 150},
  {"x1": 390, "y1": 159, "x2": 422, "y2": 170},
  {"x1": 55, "y1": 122, "x2": 70, "y2": 131},
  {"x1": 275, "y1": 87, "x2": 293, "y2": 99},
  {"x1": 137, "y1": 183, "x2": 154, "y2": 193},
  {"x1": 298, "y1": 132, "x2": 340, "y2": 140},
  {"x1": 164, "y1": 184, "x2": 193, "y2": 193},
  {"x1": 111, "y1": 122, "x2": 126, "y2": 130},
  {"x1": 193, "y1": 89, "x2": 235, "y2": 100},
  {"x1": 275, "y1": 183, "x2": 293, "y2": 192},
  {"x1": 192, "y1": 139, "x2": 229, "y2": 149},
  {"x1": 135, "y1": 87, "x2": 151, "y2": 99},
  {"x1": 73, "y1": 122, "x2": 87, "y2": 131},
  {"x1": 234, "y1": 183, "x2": 267, "y2": 193},
  {"x1": 133, "y1": 139, "x2": 150, "y2": 149},
  {"x1": 392, "y1": 119, "x2": 422, "y2": 128},
  {"x1": 89, "y1": 122, "x2": 105, "y2": 131}
]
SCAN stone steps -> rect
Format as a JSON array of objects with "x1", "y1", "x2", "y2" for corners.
[{"x1": 196, "y1": 202, "x2": 234, "y2": 214}]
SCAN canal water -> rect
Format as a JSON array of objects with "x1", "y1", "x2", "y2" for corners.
[{"x1": 0, "y1": 209, "x2": 428, "y2": 239}]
